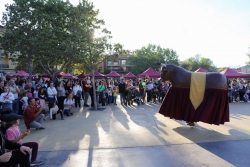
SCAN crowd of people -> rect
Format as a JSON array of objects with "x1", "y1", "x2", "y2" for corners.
[
  {"x1": 228, "y1": 78, "x2": 250, "y2": 102},
  {"x1": 0, "y1": 74, "x2": 171, "y2": 166}
]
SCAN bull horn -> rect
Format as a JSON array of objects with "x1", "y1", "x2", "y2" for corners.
[{"x1": 156, "y1": 62, "x2": 166, "y2": 67}]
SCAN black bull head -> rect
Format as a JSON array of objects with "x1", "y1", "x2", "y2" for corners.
[
  {"x1": 155, "y1": 62, "x2": 228, "y2": 89},
  {"x1": 156, "y1": 62, "x2": 169, "y2": 81}
]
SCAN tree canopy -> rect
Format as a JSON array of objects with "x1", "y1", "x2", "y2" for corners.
[
  {"x1": 0, "y1": 0, "x2": 110, "y2": 80},
  {"x1": 180, "y1": 54, "x2": 217, "y2": 72},
  {"x1": 128, "y1": 44, "x2": 179, "y2": 75}
]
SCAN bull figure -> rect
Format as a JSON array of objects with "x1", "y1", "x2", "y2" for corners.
[{"x1": 157, "y1": 63, "x2": 229, "y2": 126}]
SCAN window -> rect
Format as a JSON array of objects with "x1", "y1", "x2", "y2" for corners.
[
  {"x1": 121, "y1": 60, "x2": 126, "y2": 65},
  {"x1": 0, "y1": 50, "x2": 2, "y2": 57},
  {"x1": 122, "y1": 67, "x2": 126, "y2": 71},
  {"x1": 107, "y1": 61, "x2": 112, "y2": 65},
  {"x1": 11, "y1": 61, "x2": 18, "y2": 66},
  {"x1": 113, "y1": 61, "x2": 119, "y2": 65}
]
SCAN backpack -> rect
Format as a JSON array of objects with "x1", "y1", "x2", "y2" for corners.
[{"x1": 76, "y1": 90, "x2": 82, "y2": 97}]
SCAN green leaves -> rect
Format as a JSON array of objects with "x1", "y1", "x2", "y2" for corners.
[
  {"x1": 0, "y1": 0, "x2": 111, "y2": 77},
  {"x1": 181, "y1": 54, "x2": 217, "y2": 72},
  {"x1": 128, "y1": 44, "x2": 179, "y2": 75}
]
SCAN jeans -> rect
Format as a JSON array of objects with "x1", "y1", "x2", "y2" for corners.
[
  {"x1": 29, "y1": 114, "x2": 44, "y2": 129},
  {"x1": 108, "y1": 96, "x2": 112, "y2": 104},
  {"x1": 2, "y1": 103, "x2": 12, "y2": 110},
  {"x1": 74, "y1": 96, "x2": 81, "y2": 108},
  {"x1": 22, "y1": 142, "x2": 38, "y2": 162},
  {"x1": 232, "y1": 90, "x2": 238, "y2": 101},
  {"x1": 83, "y1": 92, "x2": 89, "y2": 105},
  {"x1": 57, "y1": 96, "x2": 65, "y2": 111},
  {"x1": 119, "y1": 93, "x2": 125, "y2": 104},
  {"x1": 146, "y1": 90, "x2": 152, "y2": 102},
  {"x1": 113, "y1": 96, "x2": 117, "y2": 104},
  {"x1": 12, "y1": 99, "x2": 19, "y2": 114}
]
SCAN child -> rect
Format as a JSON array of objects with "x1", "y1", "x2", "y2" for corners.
[
  {"x1": 4, "y1": 113, "x2": 44, "y2": 166},
  {"x1": 102, "y1": 90, "x2": 107, "y2": 106},
  {"x1": 152, "y1": 86, "x2": 158, "y2": 103},
  {"x1": 64, "y1": 94, "x2": 75, "y2": 116},
  {"x1": 243, "y1": 93, "x2": 249, "y2": 102},
  {"x1": 49, "y1": 102, "x2": 64, "y2": 120},
  {"x1": 27, "y1": 88, "x2": 33, "y2": 98},
  {"x1": 107, "y1": 87, "x2": 113, "y2": 105},
  {"x1": 113, "y1": 86, "x2": 118, "y2": 105},
  {"x1": 20, "y1": 91, "x2": 29, "y2": 111}
]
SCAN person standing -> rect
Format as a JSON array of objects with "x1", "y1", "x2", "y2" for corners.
[
  {"x1": 82, "y1": 77, "x2": 90, "y2": 107},
  {"x1": 72, "y1": 81, "x2": 82, "y2": 110},
  {"x1": 47, "y1": 82, "x2": 57, "y2": 110},
  {"x1": 118, "y1": 79, "x2": 126, "y2": 105},
  {"x1": 146, "y1": 80, "x2": 153, "y2": 103},
  {"x1": 9, "y1": 79, "x2": 20, "y2": 114},
  {"x1": 57, "y1": 81, "x2": 66, "y2": 113},
  {"x1": 0, "y1": 86, "x2": 15, "y2": 110}
]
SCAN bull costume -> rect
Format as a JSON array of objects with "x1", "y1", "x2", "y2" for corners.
[{"x1": 157, "y1": 63, "x2": 229, "y2": 126}]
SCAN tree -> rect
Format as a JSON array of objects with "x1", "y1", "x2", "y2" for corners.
[
  {"x1": 180, "y1": 54, "x2": 217, "y2": 72},
  {"x1": 72, "y1": 0, "x2": 111, "y2": 110},
  {"x1": 0, "y1": 0, "x2": 45, "y2": 79},
  {"x1": 0, "y1": 0, "x2": 75, "y2": 78},
  {"x1": 218, "y1": 67, "x2": 227, "y2": 72},
  {"x1": 128, "y1": 44, "x2": 179, "y2": 75}
]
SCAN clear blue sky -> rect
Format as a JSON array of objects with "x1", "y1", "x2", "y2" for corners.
[{"x1": 1, "y1": 0, "x2": 250, "y2": 68}]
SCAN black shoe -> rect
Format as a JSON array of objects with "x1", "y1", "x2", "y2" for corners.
[
  {"x1": 30, "y1": 160, "x2": 44, "y2": 166},
  {"x1": 39, "y1": 127, "x2": 45, "y2": 130},
  {"x1": 84, "y1": 104, "x2": 90, "y2": 107}
]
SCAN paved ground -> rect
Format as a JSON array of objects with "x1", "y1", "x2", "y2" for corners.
[{"x1": 19, "y1": 97, "x2": 250, "y2": 167}]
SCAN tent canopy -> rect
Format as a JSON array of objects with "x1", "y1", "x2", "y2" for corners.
[
  {"x1": 220, "y1": 68, "x2": 250, "y2": 78},
  {"x1": 123, "y1": 72, "x2": 137, "y2": 79},
  {"x1": 40, "y1": 73, "x2": 50, "y2": 77},
  {"x1": 11, "y1": 70, "x2": 29, "y2": 77},
  {"x1": 56, "y1": 72, "x2": 73, "y2": 79},
  {"x1": 195, "y1": 68, "x2": 207, "y2": 73},
  {"x1": 106, "y1": 71, "x2": 121, "y2": 77},
  {"x1": 78, "y1": 73, "x2": 85, "y2": 78},
  {"x1": 88, "y1": 71, "x2": 105, "y2": 78},
  {"x1": 138, "y1": 68, "x2": 161, "y2": 78}
]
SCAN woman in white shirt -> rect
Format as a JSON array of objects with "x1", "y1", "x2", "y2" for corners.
[
  {"x1": 33, "y1": 85, "x2": 41, "y2": 99},
  {"x1": 0, "y1": 86, "x2": 15, "y2": 110},
  {"x1": 47, "y1": 82, "x2": 57, "y2": 107},
  {"x1": 72, "y1": 81, "x2": 82, "y2": 109}
]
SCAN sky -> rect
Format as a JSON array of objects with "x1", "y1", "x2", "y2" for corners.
[{"x1": 1, "y1": 0, "x2": 250, "y2": 68}]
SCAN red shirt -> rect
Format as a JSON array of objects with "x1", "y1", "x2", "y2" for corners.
[
  {"x1": 23, "y1": 105, "x2": 39, "y2": 127},
  {"x1": 82, "y1": 80, "x2": 89, "y2": 92}
]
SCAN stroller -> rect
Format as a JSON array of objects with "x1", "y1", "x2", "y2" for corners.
[{"x1": 131, "y1": 88, "x2": 142, "y2": 105}]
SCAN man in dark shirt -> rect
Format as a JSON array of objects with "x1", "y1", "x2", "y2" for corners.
[
  {"x1": 118, "y1": 79, "x2": 126, "y2": 105},
  {"x1": 82, "y1": 77, "x2": 90, "y2": 107}
]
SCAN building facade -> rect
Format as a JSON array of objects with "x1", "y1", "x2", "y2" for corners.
[
  {"x1": 0, "y1": 26, "x2": 18, "y2": 74},
  {"x1": 103, "y1": 54, "x2": 132, "y2": 74}
]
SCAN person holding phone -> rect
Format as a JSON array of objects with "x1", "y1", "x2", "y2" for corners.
[{"x1": 0, "y1": 86, "x2": 15, "y2": 110}]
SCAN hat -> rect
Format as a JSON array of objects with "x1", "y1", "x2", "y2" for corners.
[{"x1": 2, "y1": 113, "x2": 23, "y2": 122}]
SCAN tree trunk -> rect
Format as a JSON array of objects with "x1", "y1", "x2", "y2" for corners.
[
  {"x1": 92, "y1": 70, "x2": 97, "y2": 110},
  {"x1": 27, "y1": 54, "x2": 33, "y2": 80}
]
